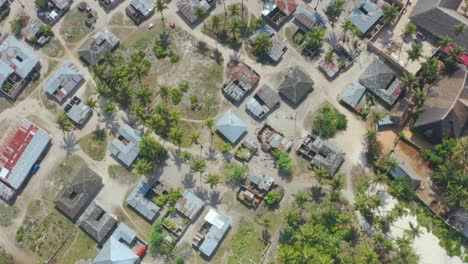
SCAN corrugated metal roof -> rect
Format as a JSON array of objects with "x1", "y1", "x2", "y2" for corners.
[
  {"x1": 293, "y1": 5, "x2": 327, "y2": 31},
  {"x1": 175, "y1": 190, "x2": 205, "y2": 220},
  {"x1": 348, "y1": 1, "x2": 383, "y2": 34},
  {"x1": 43, "y1": 61, "x2": 84, "y2": 101},
  {"x1": 198, "y1": 209, "x2": 231, "y2": 257},
  {"x1": 215, "y1": 110, "x2": 248, "y2": 143},
  {"x1": 109, "y1": 125, "x2": 142, "y2": 167},
  {"x1": 340, "y1": 80, "x2": 366, "y2": 109},
  {"x1": 176, "y1": 0, "x2": 210, "y2": 24},
  {"x1": 130, "y1": 0, "x2": 155, "y2": 16},
  {"x1": 0, "y1": 36, "x2": 39, "y2": 87},
  {"x1": 78, "y1": 28, "x2": 120, "y2": 65},
  {"x1": 67, "y1": 100, "x2": 91, "y2": 125},
  {"x1": 390, "y1": 152, "x2": 422, "y2": 190},
  {"x1": 127, "y1": 181, "x2": 160, "y2": 222},
  {"x1": 94, "y1": 223, "x2": 140, "y2": 264}
]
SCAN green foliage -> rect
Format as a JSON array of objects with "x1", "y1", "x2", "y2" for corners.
[
  {"x1": 0, "y1": 246, "x2": 14, "y2": 264},
  {"x1": 264, "y1": 191, "x2": 281, "y2": 206},
  {"x1": 55, "y1": 112, "x2": 73, "y2": 133},
  {"x1": 171, "y1": 88, "x2": 183, "y2": 105},
  {"x1": 35, "y1": 0, "x2": 49, "y2": 9},
  {"x1": 252, "y1": 32, "x2": 273, "y2": 55},
  {"x1": 167, "y1": 189, "x2": 182, "y2": 205},
  {"x1": 162, "y1": 217, "x2": 177, "y2": 230},
  {"x1": 226, "y1": 164, "x2": 247, "y2": 185},
  {"x1": 139, "y1": 135, "x2": 168, "y2": 164},
  {"x1": 39, "y1": 24, "x2": 53, "y2": 37},
  {"x1": 175, "y1": 257, "x2": 185, "y2": 264},
  {"x1": 204, "y1": 173, "x2": 221, "y2": 189},
  {"x1": 312, "y1": 104, "x2": 347, "y2": 138},
  {"x1": 16, "y1": 226, "x2": 24, "y2": 242},
  {"x1": 169, "y1": 50, "x2": 180, "y2": 63},
  {"x1": 153, "y1": 39, "x2": 168, "y2": 59},
  {"x1": 220, "y1": 142, "x2": 233, "y2": 154},
  {"x1": 272, "y1": 150, "x2": 294, "y2": 174},
  {"x1": 102, "y1": 102, "x2": 118, "y2": 116},
  {"x1": 178, "y1": 82, "x2": 189, "y2": 93},
  {"x1": 133, "y1": 158, "x2": 153, "y2": 175},
  {"x1": 154, "y1": 195, "x2": 168, "y2": 207},
  {"x1": 303, "y1": 28, "x2": 325, "y2": 52},
  {"x1": 149, "y1": 221, "x2": 164, "y2": 251},
  {"x1": 388, "y1": 177, "x2": 415, "y2": 202},
  {"x1": 10, "y1": 17, "x2": 23, "y2": 36}
]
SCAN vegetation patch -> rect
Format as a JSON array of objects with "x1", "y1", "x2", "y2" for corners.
[
  {"x1": 0, "y1": 204, "x2": 18, "y2": 227},
  {"x1": 108, "y1": 165, "x2": 139, "y2": 184},
  {"x1": 0, "y1": 246, "x2": 14, "y2": 264},
  {"x1": 60, "y1": 7, "x2": 96, "y2": 43},
  {"x1": 55, "y1": 229, "x2": 97, "y2": 263},
  {"x1": 225, "y1": 219, "x2": 269, "y2": 264},
  {"x1": 312, "y1": 103, "x2": 347, "y2": 138},
  {"x1": 79, "y1": 129, "x2": 107, "y2": 161}
]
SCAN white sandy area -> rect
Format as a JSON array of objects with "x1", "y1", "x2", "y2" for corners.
[{"x1": 369, "y1": 185, "x2": 464, "y2": 264}]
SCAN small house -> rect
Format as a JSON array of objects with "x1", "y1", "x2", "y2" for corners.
[
  {"x1": 64, "y1": 96, "x2": 92, "y2": 126},
  {"x1": 297, "y1": 134, "x2": 345, "y2": 175},
  {"x1": 223, "y1": 61, "x2": 260, "y2": 103},
  {"x1": 126, "y1": 0, "x2": 155, "y2": 24},
  {"x1": 126, "y1": 181, "x2": 161, "y2": 222},
  {"x1": 235, "y1": 137, "x2": 258, "y2": 161},
  {"x1": 246, "y1": 84, "x2": 280, "y2": 119},
  {"x1": 176, "y1": 0, "x2": 211, "y2": 24},
  {"x1": 94, "y1": 223, "x2": 147, "y2": 264},
  {"x1": 78, "y1": 201, "x2": 117, "y2": 244},
  {"x1": 262, "y1": 0, "x2": 299, "y2": 28},
  {"x1": 339, "y1": 80, "x2": 366, "y2": 113},
  {"x1": 22, "y1": 18, "x2": 51, "y2": 46},
  {"x1": 192, "y1": 209, "x2": 231, "y2": 257},
  {"x1": 278, "y1": 67, "x2": 314, "y2": 106},
  {"x1": 237, "y1": 171, "x2": 275, "y2": 208},
  {"x1": 78, "y1": 28, "x2": 120, "y2": 66},
  {"x1": 43, "y1": 61, "x2": 84, "y2": 102},
  {"x1": 293, "y1": 5, "x2": 327, "y2": 32},
  {"x1": 258, "y1": 125, "x2": 292, "y2": 152},
  {"x1": 348, "y1": 1, "x2": 383, "y2": 36},
  {"x1": 109, "y1": 125, "x2": 142, "y2": 167},
  {"x1": 175, "y1": 190, "x2": 205, "y2": 221},
  {"x1": 390, "y1": 152, "x2": 422, "y2": 190},
  {"x1": 99, "y1": 0, "x2": 121, "y2": 11},
  {"x1": 215, "y1": 110, "x2": 248, "y2": 144},
  {"x1": 249, "y1": 25, "x2": 287, "y2": 62}
]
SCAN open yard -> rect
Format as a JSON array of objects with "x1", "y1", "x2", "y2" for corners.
[
  {"x1": 79, "y1": 129, "x2": 107, "y2": 161},
  {"x1": 42, "y1": 39, "x2": 65, "y2": 58},
  {"x1": 44, "y1": 155, "x2": 87, "y2": 201},
  {"x1": 108, "y1": 165, "x2": 139, "y2": 184},
  {"x1": 60, "y1": 7, "x2": 96, "y2": 43},
  {"x1": 54, "y1": 229, "x2": 97, "y2": 264}
]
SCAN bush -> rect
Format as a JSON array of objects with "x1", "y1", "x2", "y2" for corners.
[
  {"x1": 272, "y1": 150, "x2": 294, "y2": 174},
  {"x1": 153, "y1": 40, "x2": 168, "y2": 59},
  {"x1": 175, "y1": 257, "x2": 185, "y2": 264},
  {"x1": 154, "y1": 195, "x2": 168, "y2": 207},
  {"x1": 16, "y1": 226, "x2": 24, "y2": 242},
  {"x1": 226, "y1": 164, "x2": 247, "y2": 185},
  {"x1": 264, "y1": 191, "x2": 281, "y2": 206},
  {"x1": 388, "y1": 177, "x2": 414, "y2": 202},
  {"x1": 10, "y1": 17, "x2": 23, "y2": 36},
  {"x1": 169, "y1": 51, "x2": 180, "y2": 63},
  {"x1": 179, "y1": 82, "x2": 189, "y2": 93},
  {"x1": 312, "y1": 104, "x2": 347, "y2": 138},
  {"x1": 171, "y1": 89, "x2": 183, "y2": 105}
]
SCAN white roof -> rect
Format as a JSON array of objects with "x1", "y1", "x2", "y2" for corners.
[{"x1": 205, "y1": 209, "x2": 225, "y2": 229}]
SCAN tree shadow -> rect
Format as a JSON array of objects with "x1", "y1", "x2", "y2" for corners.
[
  {"x1": 194, "y1": 186, "x2": 209, "y2": 201},
  {"x1": 211, "y1": 48, "x2": 223, "y2": 64},
  {"x1": 171, "y1": 149, "x2": 185, "y2": 170},
  {"x1": 196, "y1": 40, "x2": 209, "y2": 56},
  {"x1": 101, "y1": 114, "x2": 119, "y2": 136},
  {"x1": 182, "y1": 172, "x2": 196, "y2": 189},
  {"x1": 208, "y1": 190, "x2": 223, "y2": 208},
  {"x1": 311, "y1": 184, "x2": 326, "y2": 204},
  {"x1": 61, "y1": 132, "x2": 79, "y2": 157},
  {"x1": 205, "y1": 146, "x2": 218, "y2": 161},
  {"x1": 147, "y1": 161, "x2": 165, "y2": 185}
]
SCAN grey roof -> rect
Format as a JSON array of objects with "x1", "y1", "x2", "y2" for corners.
[
  {"x1": 246, "y1": 97, "x2": 266, "y2": 118},
  {"x1": 109, "y1": 125, "x2": 142, "y2": 167},
  {"x1": 390, "y1": 152, "x2": 422, "y2": 190},
  {"x1": 250, "y1": 171, "x2": 274, "y2": 191},
  {"x1": 78, "y1": 201, "x2": 117, "y2": 243},
  {"x1": 127, "y1": 181, "x2": 160, "y2": 222},
  {"x1": 215, "y1": 110, "x2": 248, "y2": 143},
  {"x1": 297, "y1": 134, "x2": 345, "y2": 175},
  {"x1": 293, "y1": 5, "x2": 327, "y2": 31},
  {"x1": 414, "y1": 67, "x2": 468, "y2": 142},
  {"x1": 43, "y1": 61, "x2": 84, "y2": 102},
  {"x1": 0, "y1": 118, "x2": 51, "y2": 201},
  {"x1": 278, "y1": 67, "x2": 314, "y2": 105},
  {"x1": 198, "y1": 209, "x2": 231, "y2": 257},
  {"x1": 410, "y1": 0, "x2": 468, "y2": 50},
  {"x1": 359, "y1": 59, "x2": 401, "y2": 107},
  {"x1": 66, "y1": 99, "x2": 92, "y2": 125},
  {"x1": 78, "y1": 28, "x2": 119, "y2": 66},
  {"x1": 0, "y1": 35, "x2": 40, "y2": 88},
  {"x1": 256, "y1": 84, "x2": 280, "y2": 109},
  {"x1": 51, "y1": 0, "x2": 71, "y2": 10},
  {"x1": 175, "y1": 190, "x2": 205, "y2": 220},
  {"x1": 94, "y1": 223, "x2": 141, "y2": 264},
  {"x1": 22, "y1": 18, "x2": 44, "y2": 41},
  {"x1": 0, "y1": 0, "x2": 7, "y2": 7},
  {"x1": 176, "y1": 0, "x2": 210, "y2": 24},
  {"x1": 54, "y1": 168, "x2": 103, "y2": 221},
  {"x1": 130, "y1": 0, "x2": 155, "y2": 17},
  {"x1": 340, "y1": 80, "x2": 366, "y2": 110},
  {"x1": 348, "y1": 1, "x2": 383, "y2": 34}
]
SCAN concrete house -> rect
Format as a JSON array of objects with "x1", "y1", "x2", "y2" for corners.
[
  {"x1": 246, "y1": 84, "x2": 281, "y2": 119},
  {"x1": 348, "y1": 1, "x2": 383, "y2": 36},
  {"x1": 64, "y1": 96, "x2": 92, "y2": 126},
  {"x1": 109, "y1": 125, "x2": 142, "y2": 167},
  {"x1": 192, "y1": 209, "x2": 231, "y2": 257},
  {"x1": 216, "y1": 110, "x2": 248, "y2": 144},
  {"x1": 297, "y1": 134, "x2": 345, "y2": 175},
  {"x1": 126, "y1": 0, "x2": 155, "y2": 24},
  {"x1": 78, "y1": 201, "x2": 117, "y2": 244},
  {"x1": 223, "y1": 61, "x2": 260, "y2": 103},
  {"x1": 278, "y1": 67, "x2": 314, "y2": 106},
  {"x1": 126, "y1": 181, "x2": 161, "y2": 222},
  {"x1": 43, "y1": 61, "x2": 84, "y2": 102},
  {"x1": 78, "y1": 28, "x2": 120, "y2": 65}
]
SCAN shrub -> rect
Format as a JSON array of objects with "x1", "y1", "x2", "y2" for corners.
[
  {"x1": 226, "y1": 164, "x2": 247, "y2": 185},
  {"x1": 154, "y1": 195, "x2": 168, "y2": 207},
  {"x1": 179, "y1": 82, "x2": 189, "y2": 93},
  {"x1": 220, "y1": 142, "x2": 233, "y2": 154},
  {"x1": 169, "y1": 51, "x2": 180, "y2": 63},
  {"x1": 10, "y1": 17, "x2": 22, "y2": 36},
  {"x1": 264, "y1": 191, "x2": 281, "y2": 206},
  {"x1": 16, "y1": 226, "x2": 24, "y2": 242},
  {"x1": 153, "y1": 40, "x2": 168, "y2": 59},
  {"x1": 272, "y1": 150, "x2": 294, "y2": 174},
  {"x1": 312, "y1": 104, "x2": 347, "y2": 138},
  {"x1": 171, "y1": 89, "x2": 183, "y2": 105}
]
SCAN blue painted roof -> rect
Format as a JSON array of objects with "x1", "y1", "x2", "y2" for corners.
[
  {"x1": 348, "y1": 1, "x2": 383, "y2": 34},
  {"x1": 199, "y1": 209, "x2": 231, "y2": 257},
  {"x1": 216, "y1": 110, "x2": 248, "y2": 143},
  {"x1": 109, "y1": 125, "x2": 142, "y2": 166},
  {"x1": 127, "y1": 181, "x2": 160, "y2": 222}
]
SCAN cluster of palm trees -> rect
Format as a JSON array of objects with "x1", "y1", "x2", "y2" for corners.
[{"x1": 206, "y1": 4, "x2": 247, "y2": 44}]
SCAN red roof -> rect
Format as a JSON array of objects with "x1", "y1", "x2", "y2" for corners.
[
  {"x1": 440, "y1": 44, "x2": 468, "y2": 66},
  {"x1": 276, "y1": 0, "x2": 299, "y2": 15}
]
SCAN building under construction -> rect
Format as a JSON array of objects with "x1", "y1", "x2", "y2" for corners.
[{"x1": 0, "y1": 118, "x2": 51, "y2": 201}]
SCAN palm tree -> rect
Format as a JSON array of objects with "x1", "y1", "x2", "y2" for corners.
[
  {"x1": 102, "y1": 102, "x2": 118, "y2": 116},
  {"x1": 437, "y1": 35, "x2": 452, "y2": 49},
  {"x1": 400, "y1": 72, "x2": 418, "y2": 93},
  {"x1": 204, "y1": 173, "x2": 221, "y2": 189},
  {"x1": 194, "y1": 6, "x2": 207, "y2": 23},
  {"x1": 204, "y1": 117, "x2": 215, "y2": 147},
  {"x1": 189, "y1": 131, "x2": 200, "y2": 146},
  {"x1": 169, "y1": 127, "x2": 184, "y2": 147},
  {"x1": 155, "y1": 0, "x2": 168, "y2": 30},
  {"x1": 133, "y1": 158, "x2": 153, "y2": 175},
  {"x1": 453, "y1": 22, "x2": 465, "y2": 36},
  {"x1": 420, "y1": 57, "x2": 439, "y2": 83},
  {"x1": 404, "y1": 222, "x2": 422, "y2": 240},
  {"x1": 324, "y1": 51, "x2": 334, "y2": 64},
  {"x1": 190, "y1": 157, "x2": 207, "y2": 181},
  {"x1": 134, "y1": 86, "x2": 153, "y2": 108},
  {"x1": 406, "y1": 43, "x2": 423, "y2": 63},
  {"x1": 116, "y1": 83, "x2": 134, "y2": 104},
  {"x1": 168, "y1": 109, "x2": 181, "y2": 124},
  {"x1": 252, "y1": 32, "x2": 273, "y2": 55},
  {"x1": 292, "y1": 191, "x2": 308, "y2": 210},
  {"x1": 340, "y1": 19, "x2": 353, "y2": 42},
  {"x1": 96, "y1": 84, "x2": 112, "y2": 99},
  {"x1": 228, "y1": 18, "x2": 242, "y2": 41},
  {"x1": 228, "y1": 4, "x2": 240, "y2": 17},
  {"x1": 56, "y1": 112, "x2": 73, "y2": 133},
  {"x1": 210, "y1": 15, "x2": 221, "y2": 36},
  {"x1": 402, "y1": 22, "x2": 417, "y2": 39},
  {"x1": 365, "y1": 128, "x2": 378, "y2": 142},
  {"x1": 303, "y1": 28, "x2": 325, "y2": 52},
  {"x1": 277, "y1": 245, "x2": 299, "y2": 264},
  {"x1": 383, "y1": 4, "x2": 400, "y2": 24},
  {"x1": 444, "y1": 44, "x2": 465, "y2": 66},
  {"x1": 414, "y1": 87, "x2": 427, "y2": 107},
  {"x1": 84, "y1": 98, "x2": 98, "y2": 114},
  {"x1": 369, "y1": 109, "x2": 387, "y2": 127},
  {"x1": 158, "y1": 84, "x2": 170, "y2": 104},
  {"x1": 330, "y1": 174, "x2": 344, "y2": 191},
  {"x1": 313, "y1": 166, "x2": 329, "y2": 184}
]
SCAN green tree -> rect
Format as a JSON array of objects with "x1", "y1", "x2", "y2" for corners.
[
  {"x1": 155, "y1": 0, "x2": 168, "y2": 30},
  {"x1": 204, "y1": 173, "x2": 221, "y2": 189},
  {"x1": 169, "y1": 127, "x2": 184, "y2": 146},
  {"x1": 134, "y1": 86, "x2": 153, "y2": 107},
  {"x1": 35, "y1": 0, "x2": 49, "y2": 9},
  {"x1": 210, "y1": 15, "x2": 221, "y2": 35},
  {"x1": 402, "y1": 22, "x2": 417, "y2": 39},
  {"x1": 272, "y1": 150, "x2": 294, "y2": 174},
  {"x1": 303, "y1": 28, "x2": 325, "y2": 51},
  {"x1": 149, "y1": 221, "x2": 164, "y2": 252},
  {"x1": 420, "y1": 57, "x2": 439, "y2": 82},
  {"x1": 158, "y1": 84, "x2": 170, "y2": 104},
  {"x1": 102, "y1": 102, "x2": 118, "y2": 116},
  {"x1": 204, "y1": 117, "x2": 215, "y2": 146},
  {"x1": 220, "y1": 142, "x2": 233, "y2": 154},
  {"x1": 264, "y1": 191, "x2": 281, "y2": 206},
  {"x1": 226, "y1": 164, "x2": 247, "y2": 185},
  {"x1": 453, "y1": 22, "x2": 465, "y2": 36},
  {"x1": 10, "y1": 17, "x2": 22, "y2": 36},
  {"x1": 293, "y1": 191, "x2": 308, "y2": 209},
  {"x1": 84, "y1": 98, "x2": 98, "y2": 113},
  {"x1": 252, "y1": 32, "x2": 273, "y2": 55},
  {"x1": 189, "y1": 131, "x2": 201, "y2": 146},
  {"x1": 277, "y1": 245, "x2": 300, "y2": 264},
  {"x1": 55, "y1": 112, "x2": 73, "y2": 133},
  {"x1": 324, "y1": 51, "x2": 334, "y2": 64},
  {"x1": 314, "y1": 166, "x2": 329, "y2": 184},
  {"x1": 194, "y1": 6, "x2": 207, "y2": 22},
  {"x1": 39, "y1": 24, "x2": 53, "y2": 36},
  {"x1": 406, "y1": 43, "x2": 423, "y2": 63},
  {"x1": 369, "y1": 109, "x2": 387, "y2": 126},
  {"x1": 437, "y1": 35, "x2": 453, "y2": 49},
  {"x1": 400, "y1": 72, "x2": 418, "y2": 92},
  {"x1": 383, "y1": 4, "x2": 400, "y2": 24},
  {"x1": 228, "y1": 4, "x2": 240, "y2": 17},
  {"x1": 365, "y1": 128, "x2": 378, "y2": 142},
  {"x1": 140, "y1": 135, "x2": 167, "y2": 162},
  {"x1": 341, "y1": 19, "x2": 353, "y2": 42},
  {"x1": 133, "y1": 158, "x2": 153, "y2": 175}
]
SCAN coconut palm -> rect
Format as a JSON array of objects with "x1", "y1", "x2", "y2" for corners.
[
  {"x1": 96, "y1": 84, "x2": 112, "y2": 99},
  {"x1": 453, "y1": 22, "x2": 465, "y2": 36},
  {"x1": 406, "y1": 43, "x2": 423, "y2": 63},
  {"x1": 369, "y1": 110, "x2": 387, "y2": 126},
  {"x1": 303, "y1": 28, "x2": 326, "y2": 51},
  {"x1": 420, "y1": 57, "x2": 439, "y2": 82},
  {"x1": 102, "y1": 102, "x2": 118, "y2": 116},
  {"x1": 158, "y1": 84, "x2": 170, "y2": 104},
  {"x1": 189, "y1": 131, "x2": 201, "y2": 146},
  {"x1": 324, "y1": 51, "x2": 334, "y2": 64},
  {"x1": 383, "y1": 4, "x2": 400, "y2": 24},
  {"x1": 210, "y1": 15, "x2": 221, "y2": 36},
  {"x1": 204, "y1": 117, "x2": 215, "y2": 147},
  {"x1": 313, "y1": 166, "x2": 329, "y2": 184},
  {"x1": 194, "y1": 6, "x2": 207, "y2": 22},
  {"x1": 56, "y1": 112, "x2": 73, "y2": 133},
  {"x1": 365, "y1": 128, "x2": 378, "y2": 142},
  {"x1": 155, "y1": 0, "x2": 168, "y2": 31},
  {"x1": 134, "y1": 86, "x2": 153, "y2": 107},
  {"x1": 444, "y1": 44, "x2": 465, "y2": 66},
  {"x1": 252, "y1": 32, "x2": 273, "y2": 55},
  {"x1": 437, "y1": 35, "x2": 452, "y2": 49},
  {"x1": 169, "y1": 127, "x2": 184, "y2": 147},
  {"x1": 228, "y1": 4, "x2": 240, "y2": 17},
  {"x1": 414, "y1": 87, "x2": 427, "y2": 107},
  {"x1": 204, "y1": 173, "x2": 221, "y2": 189},
  {"x1": 228, "y1": 18, "x2": 243, "y2": 41},
  {"x1": 133, "y1": 158, "x2": 153, "y2": 175},
  {"x1": 404, "y1": 222, "x2": 422, "y2": 240},
  {"x1": 341, "y1": 19, "x2": 353, "y2": 42},
  {"x1": 400, "y1": 72, "x2": 418, "y2": 92},
  {"x1": 190, "y1": 157, "x2": 207, "y2": 181},
  {"x1": 402, "y1": 22, "x2": 417, "y2": 39},
  {"x1": 292, "y1": 191, "x2": 308, "y2": 210},
  {"x1": 84, "y1": 98, "x2": 98, "y2": 113},
  {"x1": 277, "y1": 245, "x2": 299, "y2": 264}
]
